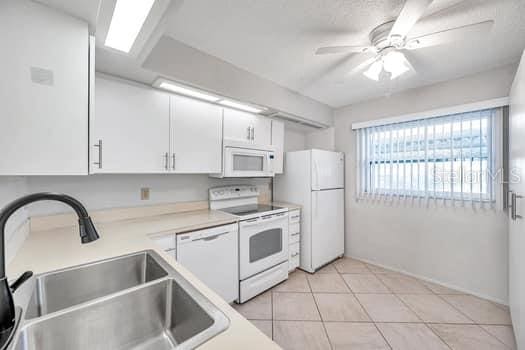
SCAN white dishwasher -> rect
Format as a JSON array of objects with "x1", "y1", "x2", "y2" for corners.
[{"x1": 177, "y1": 223, "x2": 239, "y2": 303}]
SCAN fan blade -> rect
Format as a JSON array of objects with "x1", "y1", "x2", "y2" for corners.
[
  {"x1": 406, "y1": 20, "x2": 494, "y2": 50},
  {"x1": 316, "y1": 46, "x2": 375, "y2": 55},
  {"x1": 347, "y1": 56, "x2": 380, "y2": 76},
  {"x1": 390, "y1": 0, "x2": 434, "y2": 38},
  {"x1": 423, "y1": 0, "x2": 466, "y2": 19}
]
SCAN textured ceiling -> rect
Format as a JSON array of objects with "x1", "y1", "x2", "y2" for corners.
[{"x1": 164, "y1": 0, "x2": 525, "y2": 108}]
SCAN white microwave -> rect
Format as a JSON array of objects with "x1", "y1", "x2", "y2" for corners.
[{"x1": 215, "y1": 145, "x2": 275, "y2": 178}]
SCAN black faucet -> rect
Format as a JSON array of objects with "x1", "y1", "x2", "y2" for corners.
[{"x1": 0, "y1": 193, "x2": 99, "y2": 344}]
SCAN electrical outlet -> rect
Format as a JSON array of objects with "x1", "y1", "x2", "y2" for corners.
[{"x1": 141, "y1": 188, "x2": 150, "y2": 200}]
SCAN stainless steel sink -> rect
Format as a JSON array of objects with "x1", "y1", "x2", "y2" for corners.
[
  {"x1": 10, "y1": 250, "x2": 230, "y2": 350},
  {"x1": 25, "y1": 251, "x2": 169, "y2": 319}
]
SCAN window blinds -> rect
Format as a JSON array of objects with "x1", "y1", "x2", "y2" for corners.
[{"x1": 356, "y1": 108, "x2": 498, "y2": 205}]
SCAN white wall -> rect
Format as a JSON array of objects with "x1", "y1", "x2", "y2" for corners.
[
  {"x1": 334, "y1": 63, "x2": 518, "y2": 304},
  {"x1": 284, "y1": 126, "x2": 336, "y2": 152},
  {"x1": 284, "y1": 128, "x2": 306, "y2": 152},
  {"x1": 25, "y1": 175, "x2": 271, "y2": 217},
  {"x1": 306, "y1": 127, "x2": 335, "y2": 151}
]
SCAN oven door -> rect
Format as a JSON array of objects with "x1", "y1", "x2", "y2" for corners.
[
  {"x1": 239, "y1": 212, "x2": 289, "y2": 280},
  {"x1": 224, "y1": 147, "x2": 274, "y2": 177}
]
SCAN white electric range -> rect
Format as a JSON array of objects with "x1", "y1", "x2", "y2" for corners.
[{"x1": 209, "y1": 185, "x2": 289, "y2": 303}]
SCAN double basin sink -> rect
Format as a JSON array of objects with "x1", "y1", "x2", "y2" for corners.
[{"x1": 10, "y1": 250, "x2": 229, "y2": 350}]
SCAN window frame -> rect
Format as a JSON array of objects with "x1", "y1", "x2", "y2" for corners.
[{"x1": 355, "y1": 107, "x2": 503, "y2": 207}]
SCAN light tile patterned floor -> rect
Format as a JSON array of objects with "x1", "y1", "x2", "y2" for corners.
[{"x1": 234, "y1": 257, "x2": 517, "y2": 350}]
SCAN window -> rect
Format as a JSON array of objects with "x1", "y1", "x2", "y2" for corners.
[{"x1": 356, "y1": 108, "x2": 499, "y2": 202}]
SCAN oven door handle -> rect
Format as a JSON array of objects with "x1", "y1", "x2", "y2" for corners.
[{"x1": 240, "y1": 215, "x2": 287, "y2": 227}]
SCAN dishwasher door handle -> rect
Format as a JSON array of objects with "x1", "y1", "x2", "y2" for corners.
[{"x1": 193, "y1": 231, "x2": 230, "y2": 242}]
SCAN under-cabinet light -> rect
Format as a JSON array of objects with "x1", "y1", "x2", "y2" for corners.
[
  {"x1": 156, "y1": 80, "x2": 221, "y2": 102},
  {"x1": 218, "y1": 99, "x2": 265, "y2": 114}
]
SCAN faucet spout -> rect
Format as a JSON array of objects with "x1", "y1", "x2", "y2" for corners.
[{"x1": 0, "y1": 193, "x2": 99, "y2": 340}]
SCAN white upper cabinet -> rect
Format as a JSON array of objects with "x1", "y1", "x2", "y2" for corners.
[
  {"x1": 223, "y1": 108, "x2": 255, "y2": 143},
  {"x1": 0, "y1": 1, "x2": 89, "y2": 175},
  {"x1": 170, "y1": 95, "x2": 223, "y2": 173},
  {"x1": 223, "y1": 108, "x2": 271, "y2": 145},
  {"x1": 92, "y1": 76, "x2": 170, "y2": 174},
  {"x1": 271, "y1": 120, "x2": 285, "y2": 174},
  {"x1": 252, "y1": 114, "x2": 272, "y2": 145}
]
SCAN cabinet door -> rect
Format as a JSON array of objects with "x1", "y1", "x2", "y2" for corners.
[
  {"x1": 253, "y1": 115, "x2": 272, "y2": 145},
  {"x1": 223, "y1": 108, "x2": 255, "y2": 142},
  {"x1": 170, "y1": 95, "x2": 222, "y2": 173},
  {"x1": 271, "y1": 120, "x2": 285, "y2": 173},
  {"x1": 223, "y1": 108, "x2": 272, "y2": 145},
  {"x1": 0, "y1": 1, "x2": 88, "y2": 175},
  {"x1": 92, "y1": 77, "x2": 170, "y2": 173}
]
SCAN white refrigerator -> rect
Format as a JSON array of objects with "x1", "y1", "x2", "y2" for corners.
[{"x1": 275, "y1": 149, "x2": 345, "y2": 273}]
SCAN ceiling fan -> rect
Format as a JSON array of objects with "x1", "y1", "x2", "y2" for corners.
[{"x1": 315, "y1": 0, "x2": 494, "y2": 81}]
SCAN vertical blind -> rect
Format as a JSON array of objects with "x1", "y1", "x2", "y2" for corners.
[{"x1": 356, "y1": 108, "x2": 498, "y2": 204}]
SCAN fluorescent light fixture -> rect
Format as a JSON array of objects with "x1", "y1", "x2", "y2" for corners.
[
  {"x1": 153, "y1": 78, "x2": 267, "y2": 113},
  {"x1": 363, "y1": 60, "x2": 383, "y2": 81},
  {"x1": 383, "y1": 51, "x2": 410, "y2": 79},
  {"x1": 219, "y1": 99, "x2": 265, "y2": 114},
  {"x1": 105, "y1": 0, "x2": 155, "y2": 52},
  {"x1": 156, "y1": 80, "x2": 220, "y2": 102}
]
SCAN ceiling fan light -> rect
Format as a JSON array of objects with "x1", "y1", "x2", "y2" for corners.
[
  {"x1": 363, "y1": 60, "x2": 383, "y2": 81},
  {"x1": 383, "y1": 51, "x2": 410, "y2": 79}
]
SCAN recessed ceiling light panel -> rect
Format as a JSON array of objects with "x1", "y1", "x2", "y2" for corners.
[{"x1": 104, "y1": 0, "x2": 155, "y2": 53}]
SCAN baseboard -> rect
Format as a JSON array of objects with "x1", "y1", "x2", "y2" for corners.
[{"x1": 347, "y1": 254, "x2": 508, "y2": 306}]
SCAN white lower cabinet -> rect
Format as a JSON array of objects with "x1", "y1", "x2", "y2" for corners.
[
  {"x1": 151, "y1": 234, "x2": 177, "y2": 260},
  {"x1": 288, "y1": 209, "x2": 301, "y2": 272},
  {"x1": 289, "y1": 243, "x2": 300, "y2": 271},
  {"x1": 177, "y1": 224, "x2": 239, "y2": 303},
  {"x1": 165, "y1": 248, "x2": 177, "y2": 260}
]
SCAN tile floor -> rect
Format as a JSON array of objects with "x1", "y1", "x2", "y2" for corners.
[{"x1": 233, "y1": 257, "x2": 516, "y2": 350}]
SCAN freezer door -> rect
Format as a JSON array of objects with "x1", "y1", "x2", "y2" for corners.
[
  {"x1": 311, "y1": 150, "x2": 344, "y2": 190},
  {"x1": 311, "y1": 189, "x2": 344, "y2": 269}
]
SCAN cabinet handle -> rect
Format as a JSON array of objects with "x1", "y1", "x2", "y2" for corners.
[
  {"x1": 172, "y1": 153, "x2": 176, "y2": 170},
  {"x1": 164, "y1": 152, "x2": 169, "y2": 170},
  {"x1": 291, "y1": 253, "x2": 299, "y2": 258},
  {"x1": 247, "y1": 126, "x2": 251, "y2": 140},
  {"x1": 291, "y1": 232, "x2": 300, "y2": 236},
  {"x1": 512, "y1": 193, "x2": 523, "y2": 220},
  {"x1": 93, "y1": 140, "x2": 102, "y2": 169},
  {"x1": 251, "y1": 126, "x2": 255, "y2": 141}
]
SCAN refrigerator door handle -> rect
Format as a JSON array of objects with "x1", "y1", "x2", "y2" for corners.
[
  {"x1": 313, "y1": 191, "x2": 318, "y2": 217},
  {"x1": 313, "y1": 160, "x2": 320, "y2": 190}
]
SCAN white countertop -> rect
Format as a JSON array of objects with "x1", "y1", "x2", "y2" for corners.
[{"x1": 7, "y1": 209, "x2": 281, "y2": 350}]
